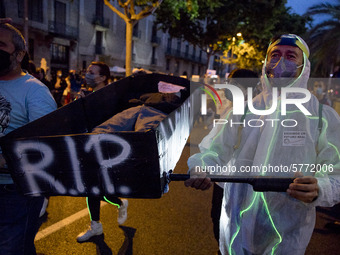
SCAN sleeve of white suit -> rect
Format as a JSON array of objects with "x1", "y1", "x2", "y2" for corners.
[
  {"x1": 314, "y1": 105, "x2": 340, "y2": 207},
  {"x1": 187, "y1": 110, "x2": 238, "y2": 173}
]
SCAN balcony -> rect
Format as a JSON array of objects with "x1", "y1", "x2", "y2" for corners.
[
  {"x1": 92, "y1": 15, "x2": 110, "y2": 29},
  {"x1": 48, "y1": 21, "x2": 78, "y2": 40},
  {"x1": 165, "y1": 47, "x2": 207, "y2": 65},
  {"x1": 95, "y1": 45, "x2": 105, "y2": 55},
  {"x1": 165, "y1": 48, "x2": 184, "y2": 59}
]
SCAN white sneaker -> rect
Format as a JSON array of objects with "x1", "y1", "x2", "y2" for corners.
[
  {"x1": 117, "y1": 199, "x2": 128, "y2": 225},
  {"x1": 76, "y1": 221, "x2": 103, "y2": 243}
]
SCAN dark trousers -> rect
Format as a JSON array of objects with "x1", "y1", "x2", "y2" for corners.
[
  {"x1": 211, "y1": 183, "x2": 224, "y2": 244},
  {"x1": 87, "y1": 196, "x2": 122, "y2": 221},
  {"x1": 0, "y1": 184, "x2": 44, "y2": 255}
]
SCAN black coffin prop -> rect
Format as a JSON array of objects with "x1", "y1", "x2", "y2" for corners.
[{"x1": 0, "y1": 74, "x2": 202, "y2": 198}]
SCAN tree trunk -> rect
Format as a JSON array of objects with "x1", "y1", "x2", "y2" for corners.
[
  {"x1": 206, "y1": 52, "x2": 212, "y2": 71},
  {"x1": 125, "y1": 20, "x2": 133, "y2": 77}
]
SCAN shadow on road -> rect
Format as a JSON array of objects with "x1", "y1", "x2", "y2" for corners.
[
  {"x1": 83, "y1": 234, "x2": 112, "y2": 255},
  {"x1": 78, "y1": 226, "x2": 137, "y2": 255},
  {"x1": 117, "y1": 226, "x2": 137, "y2": 255}
]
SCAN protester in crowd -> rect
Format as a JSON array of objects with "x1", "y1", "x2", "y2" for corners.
[
  {"x1": 36, "y1": 67, "x2": 52, "y2": 91},
  {"x1": 69, "y1": 70, "x2": 83, "y2": 101},
  {"x1": 76, "y1": 62, "x2": 111, "y2": 98},
  {"x1": 185, "y1": 34, "x2": 340, "y2": 255},
  {"x1": 76, "y1": 61, "x2": 128, "y2": 243},
  {"x1": 311, "y1": 80, "x2": 331, "y2": 106},
  {"x1": 0, "y1": 22, "x2": 57, "y2": 255},
  {"x1": 28, "y1": 60, "x2": 39, "y2": 78},
  {"x1": 51, "y1": 70, "x2": 68, "y2": 107},
  {"x1": 61, "y1": 73, "x2": 72, "y2": 105}
]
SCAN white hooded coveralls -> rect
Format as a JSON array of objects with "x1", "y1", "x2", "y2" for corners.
[{"x1": 188, "y1": 36, "x2": 340, "y2": 255}]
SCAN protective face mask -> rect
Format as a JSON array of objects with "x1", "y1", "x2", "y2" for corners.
[
  {"x1": 266, "y1": 57, "x2": 303, "y2": 86},
  {"x1": 85, "y1": 73, "x2": 98, "y2": 88},
  {"x1": 0, "y1": 49, "x2": 14, "y2": 75},
  {"x1": 316, "y1": 87, "x2": 323, "y2": 95}
]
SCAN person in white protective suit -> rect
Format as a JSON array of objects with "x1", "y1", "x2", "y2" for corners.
[{"x1": 185, "y1": 34, "x2": 340, "y2": 255}]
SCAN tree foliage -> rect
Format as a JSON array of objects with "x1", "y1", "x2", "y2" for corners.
[
  {"x1": 155, "y1": 0, "x2": 310, "y2": 70},
  {"x1": 221, "y1": 41, "x2": 265, "y2": 72},
  {"x1": 305, "y1": 1, "x2": 340, "y2": 76}
]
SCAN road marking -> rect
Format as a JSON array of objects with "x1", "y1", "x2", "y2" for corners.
[{"x1": 35, "y1": 202, "x2": 108, "y2": 241}]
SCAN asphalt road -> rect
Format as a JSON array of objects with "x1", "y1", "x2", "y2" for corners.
[{"x1": 35, "y1": 124, "x2": 340, "y2": 255}]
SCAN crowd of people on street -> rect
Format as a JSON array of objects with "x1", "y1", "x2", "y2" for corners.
[{"x1": 1, "y1": 17, "x2": 340, "y2": 255}]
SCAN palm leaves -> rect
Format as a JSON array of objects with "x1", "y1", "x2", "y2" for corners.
[{"x1": 305, "y1": 1, "x2": 340, "y2": 76}]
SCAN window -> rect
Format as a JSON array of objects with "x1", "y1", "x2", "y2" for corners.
[
  {"x1": 177, "y1": 39, "x2": 181, "y2": 52},
  {"x1": 175, "y1": 60, "x2": 180, "y2": 73},
  {"x1": 185, "y1": 44, "x2": 189, "y2": 57},
  {"x1": 51, "y1": 43, "x2": 69, "y2": 64},
  {"x1": 93, "y1": 0, "x2": 109, "y2": 28},
  {"x1": 55, "y1": 1, "x2": 66, "y2": 25},
  {"x1": 151, "y1": 23, "x2": 159, "y2": 44},
  {"x1": 133, "y1": 22, "x2": 140, "y2": 38},
  {"x1": 18, "y1": 0, "x2": 43, "y2": 23},
  {"x1": 96, "y1": 0, "x2": 104, "y2": 17},
  {"x1": 151, "y1": 46, "x2": 157, "y2": 65},
  {"x1": 50, "y1": 1, "x2": 67, "y2": 35},
  {"x1": 152, "y1": 23, "x2": 157, "y2": 38},
  {"x1": 95, "y1": 31, "x2": 103, "y2": 54}
]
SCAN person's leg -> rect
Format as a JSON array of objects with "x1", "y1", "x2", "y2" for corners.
[
  {"x1": 77, "y1": 197, "x2": 103, "y2": 242},
  {"x1": 87, "y1": 197, "x2": 101, "y2": 222},
  {"x1": 25, "y1": 194, "x2": 44, "y2": 255},
  {"x1": 0, "y1": 184, "x2": 43, "y2": 255},
  {"x1": 103, "y1": 195, "x2": 122, "y2": 207},
  {"x1": 103, "y1": 196, "x2": 128, "y2": 225}
]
